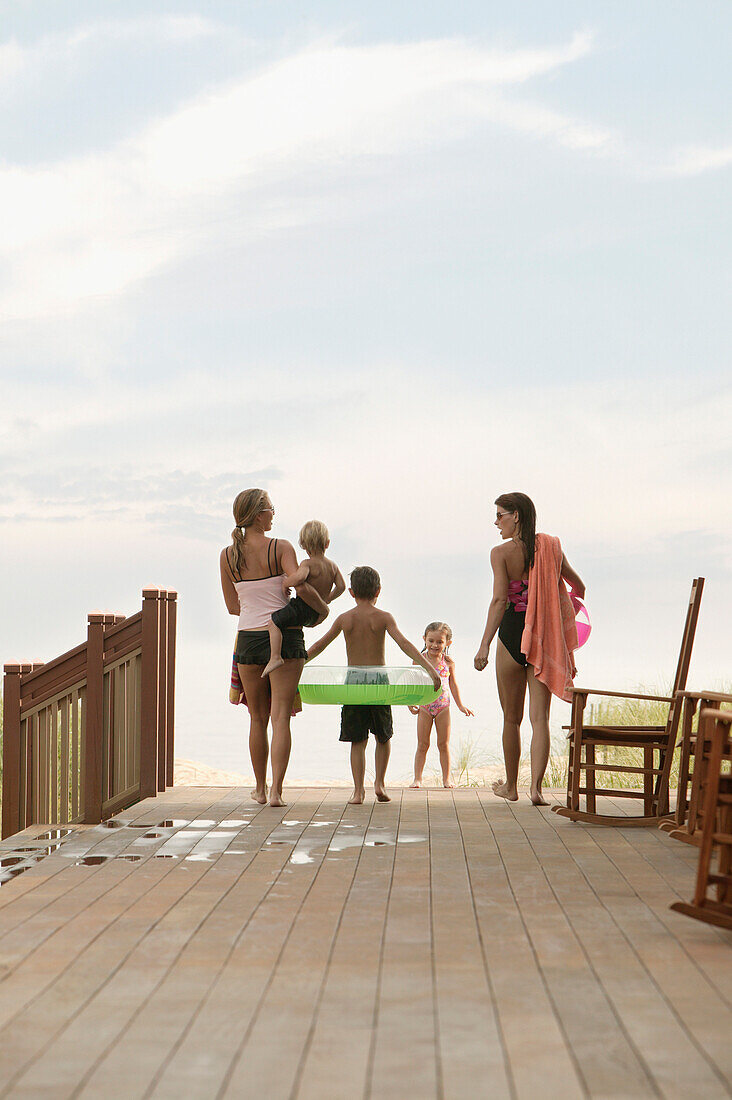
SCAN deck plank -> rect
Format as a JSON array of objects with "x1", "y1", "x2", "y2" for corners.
[
  {"x1": 6, "y1": 792, "x2": 281, "y2": 1091},
  {"x1": 457, "y1": 793, "x2": 584, "y2": 1100},
  {"x1": 367, "y1": 793, "x2": 441, "y2": 1099},
  {"x1": 429, "y1": 792, "x2": 513, "y2": 1100},
  {"x1": 293, "y1": 801, "x2": 397, "y2": 1100},
  {"x1": 521, "y1": 806, "x2": 730, "y2": 1098},
  {"x1": 481, "y1": 793, "x2": 658, "y2": 1099},
  {"x1": 74, "y1": 789, "x2": 324, "y2": 1099},
  {"x1": 0, "y1": 787, "x2": 728, "y2": 1099}
]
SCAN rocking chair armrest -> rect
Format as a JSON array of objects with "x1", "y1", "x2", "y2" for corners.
[
  {"x1": 675, "y1": 689, "x2": 732, "y2": 704},
  {"x1": 571, "y1": 687, "x2": 673, "y2": 704}
]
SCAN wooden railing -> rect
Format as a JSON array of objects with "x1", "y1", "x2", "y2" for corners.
[{"x1": 2, "y1": 588, "x2": 176, "y2": 839}]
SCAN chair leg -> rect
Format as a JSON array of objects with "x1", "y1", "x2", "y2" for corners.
[
  {"x1": 568, "y1": 693, "x2": 586, "y2": 812},
  {"x1": 644, "y1": 746, "x2": 653, "y2": 816},
  {"x1": 585, "y1": 744, "x2": 596, "y2": 814},
  {"x1": 675, "y1": 697, "x2": 696, "y2": 826}
]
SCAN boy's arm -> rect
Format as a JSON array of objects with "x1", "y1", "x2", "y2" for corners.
[
  {"x1": 326, "y1": 565, "x2": 346, "y2": 604},
  {"x1": 384, "y1": 615, "x2": 442, "y2": 691},
  {"x1": 283, "y1": 562, "x2": 310, "y2": 590},
  {"x1": 306, "y1": 616, "x2": 344, "y2": 661},
  {"x1": 447, "y1": 658, "x2": 474, "y2": 716}
]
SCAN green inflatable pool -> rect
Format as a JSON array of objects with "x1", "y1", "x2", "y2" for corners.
[{"x1": 299, "y1": 665, "x2": 439, "y2": 706}]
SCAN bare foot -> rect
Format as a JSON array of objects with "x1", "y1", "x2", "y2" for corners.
[
  {"x1": 348, "y1": 789, "x2": 365, "y2": 805},
  {"x1": 408, "y1": 780, "x2": 422, "y2": 789},
  {"x1": 443, "y1": 779, "x2": 455, "y2": 789},
  {"x1": 374, "y1": 785, "x2": 391, "y2": 803},
  {"x1": 269, "y1": 791, "x2": 286, "y2": 808},
  {"x1": 492, "y1": 780, "x2": 519, "y2": 802},
  {"x1": 251, "y1": 787, "x2": 267, "y2": 805},
  {"x1": 529, "y1": 788, "x2": 549, "y2": 807},
  {"x1": 261, "y1": 656, "x2": 285, "y2": 679}
]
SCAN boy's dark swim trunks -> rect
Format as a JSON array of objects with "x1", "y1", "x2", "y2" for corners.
[{"x1": 339, "y1": 705, "x2": 393, "y2": 743}]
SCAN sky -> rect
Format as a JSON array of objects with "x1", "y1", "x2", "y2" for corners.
[{"x1": 1, "y1": 2, "x2": 730, "y2": 781}]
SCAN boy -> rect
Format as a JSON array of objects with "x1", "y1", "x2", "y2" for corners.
[
  {"x1": 306, "y1": 566, "x2": 441, "y2": 804},
  {"x1": 262, "y1": 520, "x2": 345, "y2": 678}
]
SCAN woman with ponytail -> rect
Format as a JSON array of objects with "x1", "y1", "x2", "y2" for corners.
[
  {"x1": 220, "y1": 489, "x2": 328, "y2": 806},
  {"x1": 474, "y1": 492, "x2": 585, "y2": 806}
]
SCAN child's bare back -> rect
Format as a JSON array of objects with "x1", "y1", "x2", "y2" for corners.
[
  {"x1": 338, "y1": 603, "x2": 391, "y2": 666},
  {"x1": 261, "y1": 520, "x2": 345, "y2": 679},
  {"x1": 307, "y1": 566, "x2": 440, "y2": 807},
  {"x1": 296, "y1": 553, "x2": 341, "y2": 604}
]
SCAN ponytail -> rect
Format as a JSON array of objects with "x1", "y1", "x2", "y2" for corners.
[
  {"x1": 230, "y1": 525, "x2": 247, "y2": 576},
  {"x1": 229, "y1": 488, "x2": 268, "y2": 574}
]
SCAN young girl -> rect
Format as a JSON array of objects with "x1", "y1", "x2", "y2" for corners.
[{"x1": 409, "y1": 622, "x2": 474, "y2": 789}]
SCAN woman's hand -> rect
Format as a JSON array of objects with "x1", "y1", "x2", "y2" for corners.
[
  {"x1": 408, "y1": 705, "x2": 420, "y2": 715},
  {"x1": 460, "y1": 705, "x2": 475, "y2": 717},
  {"x1": 474, "y1": 646, "x2": 489, "y2": 672}
]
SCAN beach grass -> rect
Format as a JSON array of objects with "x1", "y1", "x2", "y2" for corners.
[{"x1": 449, "y1": 682, "x2": 732, "y2": 790}]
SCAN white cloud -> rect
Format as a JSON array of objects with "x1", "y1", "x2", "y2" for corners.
[
  {"x1": 0, "y1": 33, "x2": 606, "y2": 323},
  {"x1": 0, "y1": 15, "x2": 221, "y2": 87},
  {"x1": 1, "y1": 26, "x2": 730, "y2": 327},
  {"x1": 667, "y1": 144, "x2": 732, "y2": 177}
]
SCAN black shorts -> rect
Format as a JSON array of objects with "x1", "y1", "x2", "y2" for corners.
[
  {"x1": 339, "y1": 705, "x2": 393, "y2": 744},
  {"x1": 234, "y1": 629, "x2": 307, "y2": 666},
  {"x1": 498, "y1": 606, "x2": 528, "y2": 667},
  {"x1": 271, "y1": 595, "x2": 320, "y2": 631}
]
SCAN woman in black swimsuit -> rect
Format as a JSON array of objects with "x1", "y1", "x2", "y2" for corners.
[{"x1": 473, "y1": 492, "x2": 585, "y2": 805}]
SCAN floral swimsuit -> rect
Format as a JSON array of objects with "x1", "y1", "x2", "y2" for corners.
[
  {"x1": 497, "y1": 578, "x2": 529, "y2": 667},
  {"x1": 420, "y1": 651, "x2": 451, "y2": 718}
]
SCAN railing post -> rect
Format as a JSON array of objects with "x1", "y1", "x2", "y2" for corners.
[
  {"x1": 3, "y1": 662, "x2": 26, "y2": 839},
  {"x1": 84, "y1": 614, "x2": 105, "y2": 824},
  {"x1": 140, "y1": 588, "x2": 161, "y2": 800},
  {"x1": 165, "y1": 591, "x2": 177, "y2": 789},
  {"x1": 157, "y1": 594, "x2": 168, "y2": 792}
]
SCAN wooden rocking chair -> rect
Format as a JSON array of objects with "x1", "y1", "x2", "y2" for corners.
[
  {"x1": 671, "y1": 709, "x2": 732, "y2": 931},
  {"x1": 659, "y1": 689, "x2": 732, "y2": 844},
  {"x1": 552, "y1": 577, "x2": 704, "y2": 826}
]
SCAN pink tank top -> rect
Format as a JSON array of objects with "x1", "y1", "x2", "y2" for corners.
[
  {"x1": 235, "y1": 577, "x2": 288, "y2": 630},
  {"x1": 230, "y1": 538, "x2": 288, "y2": 631}
]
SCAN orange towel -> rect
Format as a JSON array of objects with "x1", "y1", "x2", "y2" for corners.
[{"x1": 521, "y1": 533, "x2": 578, "y2": 702}]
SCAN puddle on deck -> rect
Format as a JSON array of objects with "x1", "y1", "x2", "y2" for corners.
[
  {"x1": 0, "y1": 867, "x2": 29, "y2": 886},
  {"x1": 0, "y1": 813, "x2": 428, "y2": 879}
]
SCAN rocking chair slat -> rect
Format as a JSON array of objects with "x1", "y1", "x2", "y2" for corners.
[{"x1": 582, "y1": 764, "x2": 663, "y2": 775}]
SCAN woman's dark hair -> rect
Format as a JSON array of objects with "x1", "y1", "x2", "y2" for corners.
[{"x1": 495, "y1": 492, "x2": 537, "y2": 568}]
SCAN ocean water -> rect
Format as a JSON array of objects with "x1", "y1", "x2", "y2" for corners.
[{"x1": 175, "y1": 642, "x2": 572, "y2": 785}]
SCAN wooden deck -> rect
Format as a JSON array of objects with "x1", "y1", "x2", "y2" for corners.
[{"x1": 0, "y1": 787, "x2": 730, "y2": 1100}]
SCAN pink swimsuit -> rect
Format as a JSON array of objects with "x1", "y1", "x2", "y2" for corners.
[{"x1": 421, "y1": 651, "x2": 451, "y2": 717}]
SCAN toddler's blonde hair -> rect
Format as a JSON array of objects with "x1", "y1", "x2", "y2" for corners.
[
  {"x1": 299, "y1": 519, "x2": 329, "y2": 556},
  {"x1": 424, "y1": 621, "x2": 452, "y2": 648}
]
